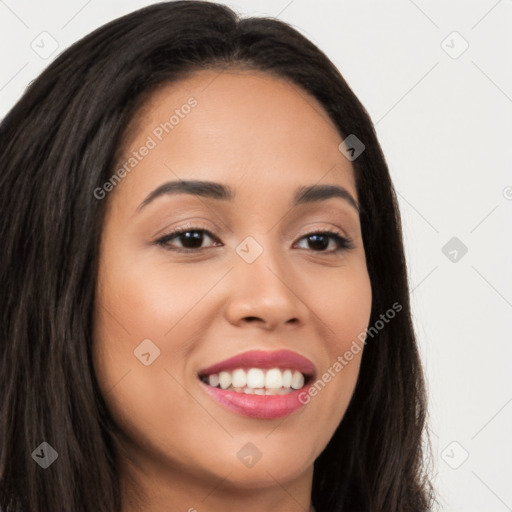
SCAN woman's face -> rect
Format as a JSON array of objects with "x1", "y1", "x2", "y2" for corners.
[{"x1": 93, "y1": 69, "x2": 372, "y2": 502}]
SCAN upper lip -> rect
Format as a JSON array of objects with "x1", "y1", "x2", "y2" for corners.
[{"x1": 198, "y1": 349, "x2": 316, "y2": 379}]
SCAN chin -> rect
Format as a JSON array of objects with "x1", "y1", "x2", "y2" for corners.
[{"x1": 219, "y1": 459, "x2": 311, "y2": 490}]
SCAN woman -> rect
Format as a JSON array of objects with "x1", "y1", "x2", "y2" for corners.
[{"x1": 0, "y1": 2, "x2": 435, "y2": 511}]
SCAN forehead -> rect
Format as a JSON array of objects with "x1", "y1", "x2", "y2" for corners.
[{"x1": 112, "y1": 69, "x2": 357, "y2": 208}]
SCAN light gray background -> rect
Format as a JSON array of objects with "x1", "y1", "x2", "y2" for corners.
[{"x1": 1, "y1": 1, "x2": 511, "y2": 510}]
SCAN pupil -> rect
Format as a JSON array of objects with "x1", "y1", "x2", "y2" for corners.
[
  {"x1": 308, "y1": 234, "x2": 328, "y2": 251},
  {"x1": 182, "y1": 231, "x2": 203, "y2": 248}
]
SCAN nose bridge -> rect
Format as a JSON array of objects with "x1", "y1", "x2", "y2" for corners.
[
  {"x1": 235, "y1": 232, "x2": 289, "y2": 290},
  {"x1": 225, "y1": 231, "x2": 307, "y2": 327}
]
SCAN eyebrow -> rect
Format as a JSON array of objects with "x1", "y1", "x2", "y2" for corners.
[{"x1": 137, "y1": 180, "x2": 359, "y2": 212}]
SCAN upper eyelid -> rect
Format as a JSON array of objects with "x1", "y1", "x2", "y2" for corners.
[
  {"x1": 157, "y1": 224, "x2": 347, "y2": 238},
  {"x1": 156, "y1": 216, "x2": 352, "y2": 237}
]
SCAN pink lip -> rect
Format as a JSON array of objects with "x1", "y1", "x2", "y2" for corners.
[
  {"x1": 198, "y1": 380, "x2": 313, "y2": 419},
  {"x1": 197, "y1": 349, "x2": 316, "y2": 377},
  {"x1": 197, "y1": 349, "x2": 315, "y2": 419}
]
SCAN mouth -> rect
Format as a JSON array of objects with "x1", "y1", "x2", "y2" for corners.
[
  {"x1": 197, "y1": 349, "x2": 315, "y2": 419},
  {"x1": 199, "y1": 368, "x2": 311, "y2": 395}
]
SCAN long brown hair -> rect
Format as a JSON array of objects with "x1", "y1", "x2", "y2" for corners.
[{"x1": 0, "y1": 2, "x2": 435, "y2": 510}]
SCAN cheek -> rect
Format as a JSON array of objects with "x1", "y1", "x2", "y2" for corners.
[
  {"x1": 92, "y1": 245, "x2": 224, "y2": 420},
  {"x1": 312, "y1": 259, "x2": 373, "y2": 344},
  {"x1": 92, "y1": 252, "x2": 207, "y2": 462},
  {"x1": 300, "y1": 261, "x2": 371, "y2": 438},
  {"x1": 96, "y1": 243, "x2": 220, "y2": 339}
]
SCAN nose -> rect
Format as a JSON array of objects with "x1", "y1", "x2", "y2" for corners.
[{"x1": 224, "y1": 241, "x2": 310, "y2": 330}]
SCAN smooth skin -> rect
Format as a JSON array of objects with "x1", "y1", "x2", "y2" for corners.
[{"x1": 93, "y1": 69, "x2": 372, "y2": 512}]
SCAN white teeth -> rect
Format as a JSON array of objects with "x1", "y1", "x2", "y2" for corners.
[
  {"x1": 202, "y1": 367, "x2": 308, "y2": 393},
  {"x1": 282, "y1": 369, "x2": 292, "y2": 388},
  {"x1": 208, "y1": 374, "x2": 219, "y2": 387},
  {"x1": 218, "y1": 371, "x2": 231, "y2": 389},
  {"x1": 231, "y1": 369, "x2": 247, "y2": 388},
  {"x1": 246, "y1": 368, "x2": 265, "y2": 388},
  {"x1": 291, "y1": 370, "x2": 304, "y2": 390},
  {"x1": 265, "y1": 368, "x2": 283, "y2": 389}
]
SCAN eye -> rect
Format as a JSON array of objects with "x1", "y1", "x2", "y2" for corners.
[
  {"x1": 154, "y1": 225, "x2": 220, "y2": 252},
  {"x1": 154, "y1": 226, "x2": 353, "y2": 254},
  {"x1": 294, "y1": 230, "x2": 354, "y2": 253}
]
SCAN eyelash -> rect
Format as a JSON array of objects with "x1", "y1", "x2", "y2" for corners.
[{"x1": 153, "y1": 224, "x2": 354, "y2": 255}]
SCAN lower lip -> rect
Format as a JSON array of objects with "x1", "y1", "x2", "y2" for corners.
[{"x1": 198, "y1": 380, "x2": 312, "y2": 419}]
